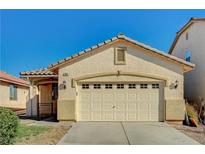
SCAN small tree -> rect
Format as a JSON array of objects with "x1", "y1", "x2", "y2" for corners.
[{"x1": 0, "y1": 107, "x2": 19, "y2": 145}]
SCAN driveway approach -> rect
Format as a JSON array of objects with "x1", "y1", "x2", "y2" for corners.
[{"x1": 58, "y1": 122, "x2": 199, "y2": 145}]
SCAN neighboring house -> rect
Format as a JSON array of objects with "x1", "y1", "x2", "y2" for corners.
[
  {"x1": 20, "y1": 34, "x2": 194, "y2": 122},
  {"x1": 0, "y1": 71, "x2": 29, "y2": 113},
  {"x1": 169, "y1": 18, "x2": 205, "y2": 103}
]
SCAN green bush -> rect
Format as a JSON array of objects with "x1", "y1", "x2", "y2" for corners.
[{"x1": 0, "y1": 107, "x2": 19, "y2": 145}]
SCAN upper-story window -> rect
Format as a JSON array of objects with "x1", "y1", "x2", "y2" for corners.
[
  {"x1": 115, "y1": 47, "x2": 126, "y2": 65},
  {"x1": 9, "y1": 84, "x2": 17, "y2": 100},
  {"x1": 186, "y1": 32, "x2": 189, "y2": 40},
  {"x1": 185, "y1": 50, "x2": 191, "y2": 62}
]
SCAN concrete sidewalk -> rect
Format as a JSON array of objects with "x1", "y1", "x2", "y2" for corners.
[{"x1": 58, "y1": 122, "x2": 200, "y2": 145}]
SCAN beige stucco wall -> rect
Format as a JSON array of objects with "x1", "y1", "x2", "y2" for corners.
[
  {"x1": 172, "y1": 21, "x2": 205, "y2": 103},
  {"x1": 0, "y1": 81, "x2": 29, "y2": 109},
  {"x1": 26, "y1": 84, "x2": 38, "y2": 116},
  {"x1": 57, "y1": 40, "x2": 185, "y2": 121}
]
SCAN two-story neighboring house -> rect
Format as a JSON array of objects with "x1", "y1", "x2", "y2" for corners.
[{"x1": 169, "y1": 18, "x2": 205, "y2": 103}]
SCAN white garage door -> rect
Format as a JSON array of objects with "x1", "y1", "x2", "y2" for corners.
[{"x1": 77, "y1": 83, "x2": 163, "y2": 121}]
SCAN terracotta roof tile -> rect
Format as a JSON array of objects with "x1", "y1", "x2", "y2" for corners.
[
  {"x1": 47, "y1": 34, "x2": 195, "y2": 70},
  {"x1": 21, "y1": 33, "x2": 195, "y2": 76},
  {"x1": 20, "y1": 68, "x2": 57, "y2": 76},
  {"x1": 0, "y1": 71, "x2": 29, "y2": 86}
]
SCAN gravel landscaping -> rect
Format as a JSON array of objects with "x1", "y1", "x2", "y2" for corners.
[{"x1": 169, "y1": 123, "x2": 205, "y2": 145}]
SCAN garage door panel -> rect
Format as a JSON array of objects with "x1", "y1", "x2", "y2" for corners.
[
  {"x1": 149, "y1": 104, "x2": 159, "y2": 110},
  {"x1": 150, "y1": 113, "x2": 159, "y2": 120},
  {"x1": 115, "y1": 111, "x2": 126, "y2": 120},
  {"x1": 139, "y1": 103, "x2": 149, "y2": 110},
  {"x1": 116, "y1": 103, "x2": 126, "y2": 111},
  {"x1": 103, "y1": 93, "x2": 114, "y2": 101},
  {"x1": 80, "y1": 93, "x2": 91, "y2": 101},
  {"x1": 116, "y1": 93, "x2": 127, "y2": 101},
  {"x1": 103, "y1": 111, "x2": 114, "y2": 121},
  {"x1": 91, "y1": 112, "x2": 102, "y2": 121},
  {"x1": 138, "y1": 93, "x2": 150, "y2": 100},
  {"x1": 127, "y1": 103, "x2": 137, "y2": 111},
  {"x1": 139, "y1": 112, "x2": 150, "y2": 121},
  {"x1": 102, "y1": 103, "x2": 114, "y2": 110},
  {"x1": 92, "y1": 93, "x2": 102, "y2": 101},
  {"x1": 128, "y1": 93, "x2": 137, "y2": 101},
  {"x1": 79, "y1": 104, "x2": 91, "y2": 111},
  {"x1": 127, "y1": 112, "x2": 137, "y2": 121},
  {"x1": 77, "y1": 83, "x2": 163, "y2": 121},
  {"x1": 78, "y1": 111, "x2": 91, "y2": 121},
  {"x1": 91, "y1": 103, "x2": 101, "y2": 111}
]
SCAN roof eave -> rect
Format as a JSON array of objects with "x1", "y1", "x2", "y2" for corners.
[
  {"x1": 20, "y1": 75, "x2": 58, "y2": 78},
  {"x1": 48, "y1": 35, "x2": 195, "y2": 70},
  {"x1": 0, "y1": 78, "x2": 29, "y2": 87}
]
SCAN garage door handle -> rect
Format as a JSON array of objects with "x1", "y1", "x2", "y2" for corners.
[{"x1": 112, "y1": 105, "x2": 116, "y2": 109}]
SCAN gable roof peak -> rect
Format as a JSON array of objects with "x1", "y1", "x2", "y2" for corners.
[
  {"x1": 46, "y1": 34, "x2": 194, "y2": 71},
  {"x1": 117, "y1": 33, "x2": 125, "y2": 38},
  {"x1": 169, "y1": 17, "x2": 205, "y2": 53}
]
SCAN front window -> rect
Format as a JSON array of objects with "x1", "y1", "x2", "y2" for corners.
[
  {"x1": 9, "y1": 84, "x2": 17, "y2": 100},
  {"x1": 185, "y1": 50, "x2": 191, "y2": 62}
]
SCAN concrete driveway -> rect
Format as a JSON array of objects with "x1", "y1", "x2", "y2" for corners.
[{"x1": 58, "y1": 122, "x2": 200, "y2": 145}]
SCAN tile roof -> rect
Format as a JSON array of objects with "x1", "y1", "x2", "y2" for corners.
[
  {"x1": 20, "y1": 33, "x2": 195, "y2": 77},
  {"x1": 20, "y1": 68, "x2": 57, "y2": 76},
  {"x1": 0, "y1": 71, "x2": 29, "y2": 87},
  {"x1": 48, "y1": 33, "x2": 195, "y2": 69},
  {"x1": 169, "y1": 17, "x2": 205, "y2": 54}
]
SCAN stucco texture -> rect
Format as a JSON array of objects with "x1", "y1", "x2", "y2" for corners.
[
  {"x1": 172, "y1": 21, "x2": 205, "y2": 103},
  {"x1": 0, "y1": 81, "x2": 29, "y2": 109},
  {"x1": 56, "y1": 40, "x2": 186, "y2": 121}
]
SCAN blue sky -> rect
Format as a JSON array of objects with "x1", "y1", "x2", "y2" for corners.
[{"x1": 1, "y1": 9, "x2": 205, "y2": 77}]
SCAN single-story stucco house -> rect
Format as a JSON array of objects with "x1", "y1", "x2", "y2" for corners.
[
  {"x1": 0, "y1": 71, "x2": 29, "y2": 114},
  {"x1": 20, "y1": 34, "x2": 195, "y2": 122}
]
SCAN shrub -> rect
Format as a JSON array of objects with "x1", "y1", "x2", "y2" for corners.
[
  {"x1": 186, "y1": 103, "x2": 199, "y2": 125},
  {"x1": 0, "y1": 107, "x2": 19, "y2": 145}
]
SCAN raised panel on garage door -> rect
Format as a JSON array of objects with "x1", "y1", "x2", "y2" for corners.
[{"x1": 77, "y1": 83, "x2": 163, "y2": 121}]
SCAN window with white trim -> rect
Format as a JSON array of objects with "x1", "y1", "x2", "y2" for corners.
[{"x1": 9, "y1": 84, "x2": 17, "y2": 100}]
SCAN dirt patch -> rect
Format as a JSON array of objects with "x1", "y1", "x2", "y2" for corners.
[
  {"x1": 16, "y1": 126, "x2": 69, "y2": 145},
  {"x1": 169, "y1": 123, "x2": 205, "y2": 145}
]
